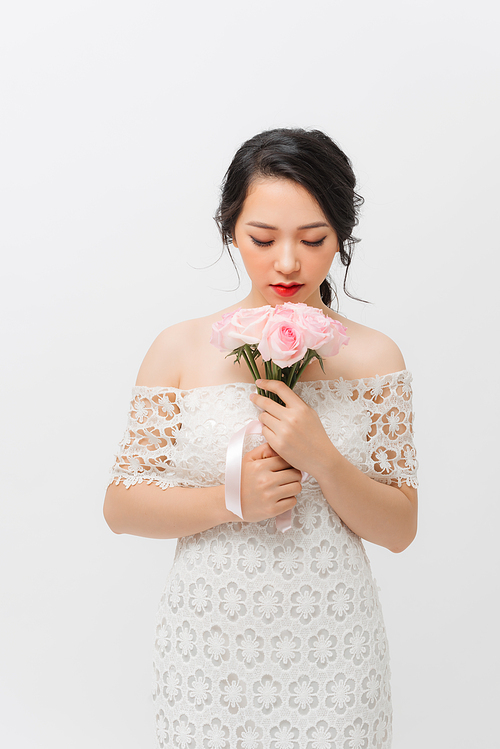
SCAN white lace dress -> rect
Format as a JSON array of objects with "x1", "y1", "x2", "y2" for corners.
[{"x1": 109, "y1": 371, "x2": 418, "y2": 749}]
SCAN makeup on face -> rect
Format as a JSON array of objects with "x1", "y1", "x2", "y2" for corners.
[
  {"x1": 271, "y1": 283, "x2": 304, "y2": 298},
  {"x1": 232, "y1": 178, "x2": 339, "y2": 308}
]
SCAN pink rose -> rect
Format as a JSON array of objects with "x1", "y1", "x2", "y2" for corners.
[
  {"x1": 210, "y1": 309, "x2": 244, "y2": 352},
  {"x1": 258, "y1": 311, "x2": 309, "y2": 367},
  {"x1": 281, "y1": 303, "x2": 349, "y2": 357},
  {"x1": 229, "y1": 306, "x2": 273, "y2": 344},
  {"x1": 280, "y1": 303, "x2": 326, "y2": 349},
  {"x1": 281, "y1": 302, "x2": 309, "y2": 312},
  {"x1": 272, "y1": 305, "x2": 296, "y2": 320},
  {"x1": 211, "y1": 302, "x2": 348, "y2": 364},
  {"x1": 316, "y1": 319, "x2": 349, "y2": 356}
]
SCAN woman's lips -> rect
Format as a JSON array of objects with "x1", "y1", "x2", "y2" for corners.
[{"x1": 271, "y1": 284, "x2": 304, "y2": 297}]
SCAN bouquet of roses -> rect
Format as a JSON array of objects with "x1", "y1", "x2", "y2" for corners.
[
  {"x1": 210, "y1": 302, "x2": 349, "y2": 404},
  {"x1": 210, "y1": 302, "x2": 349, "y2": 531}
]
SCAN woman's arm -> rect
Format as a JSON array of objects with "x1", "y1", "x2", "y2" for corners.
[
  {"x1": 104, "y1": 440, "x2": 301, "y2": 539},
  {"x1": 250, "y1": 373, "x2": 418, "y2": 554},
  {"x1": 103, "y1": 482, "x2": 232, "y2": 539},
  {"x1": 310, "y1": 447, "x2": 417, "y2": 554},
  {"x1": 104, "y1": 322, "x2": 302, "y2": 539},
  {"x1": 104, "y1": 323, "x2": 233, "y2": 539}
]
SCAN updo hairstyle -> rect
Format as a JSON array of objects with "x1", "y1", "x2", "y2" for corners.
[{"x1": 214, "y1": 128, "x2": 364, "y2": 308}]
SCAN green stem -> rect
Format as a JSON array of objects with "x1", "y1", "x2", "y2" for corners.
[
  {"x1": 273, "y1": 363, "x2": 282, "y2": 402},
  {"x1": 262, "y1": 360, "x2": 271, "y2": 400},
  {"x1": 285, "y1": 361, "x2": 299, "y2": 388},
  {"x1": 243, "y1": 345, "x2": 261, "y2": 382},
  {"x1": 293, "y1": 350, "x2": 317, "y2": 382},
  {"x1": 242, "y1": 345, "x2": 267, "y2": 396}
]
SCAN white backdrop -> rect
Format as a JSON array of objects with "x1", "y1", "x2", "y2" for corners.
[{"x1": 1, "y1": 1, "x2": 499, "y2": 747}]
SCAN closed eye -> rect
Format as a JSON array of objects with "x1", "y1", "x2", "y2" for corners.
[
  {"x1": 251, "y1": 237, "x2": 274, "y2": 247},
  {"x1": 250, "y1": 236, "x2": 327, "y2": 248},
  {"x1": 302, "y1": 237, "x2": 326, "y2": 247}
]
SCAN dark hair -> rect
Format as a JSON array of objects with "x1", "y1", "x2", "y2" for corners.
[{"x1": 214, "y1": 128, "x2": 365, "y2": 308}]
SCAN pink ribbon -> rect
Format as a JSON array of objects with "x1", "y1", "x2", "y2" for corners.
[{"x1": 225, "y1": 419, "x2": 308, "y2": 532}]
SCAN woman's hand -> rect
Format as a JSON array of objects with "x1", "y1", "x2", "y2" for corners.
[
  {"x1": 250, "y1": 379, "x2": 418, "y2": 553},
  {"x1": 249, "y1": 378, "x2": 335, "y2": 477},
  {"x1": 240, "y1": 442, "x2": 302, "y2": 523}
]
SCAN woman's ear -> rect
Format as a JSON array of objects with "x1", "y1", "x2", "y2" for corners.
[
  {"x1": 231, "y1": 236, "x2": 238, "y2": 249},
  {"x1": 332, "y1": 235, "x2": 340, "y2": 261}
]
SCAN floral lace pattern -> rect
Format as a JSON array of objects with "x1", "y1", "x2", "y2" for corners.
[
  {"x1": 109, "y1": 370, "x2": 417, "y2": 492},
  {"x1": 109, "y1": 370, "x2": 418, "y2": 748}
]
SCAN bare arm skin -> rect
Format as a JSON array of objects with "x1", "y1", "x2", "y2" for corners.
[
  {"x1": 103, "y1": 321, "x2": 301, "y2": 539},
  {"x1": 311, "y1": 444, "x2": 417, "y2": 554},
  {"x1": 104, "y1": 317, "x2": 417, "y2": 549},
  {"x1": 103, "y1": 442, "x2": 301, "y2": 539},
  {"x1": 251, "y1": 379, "x2": 417, "y2": 554},
  {"x1": 249, "y1": 335, "x2": 418, "y2": 554},
  {"x1": 104, "y1": 482, "x2": 232, "y2": 539}
]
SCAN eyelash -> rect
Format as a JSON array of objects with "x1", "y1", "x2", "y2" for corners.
[{"x1": 250, "y1": 237, "x2": 326, "y2": 248}]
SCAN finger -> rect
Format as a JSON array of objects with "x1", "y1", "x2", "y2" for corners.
[
  {"x1": 258, "y1": 410, "x2": 281, "y2": 433},
  {"x1": 246, "y1": 443, "x2": 277, "y2": 461},
  {"x1": 275, "y1": 469, "x2": 303, "y2": 486},
  {"x1": 262, "y1": 457, "x2": 298, "y2": 474},
  {"x1": 255, "y1": 379, "x2": 302, "y2": 407},
  {"x1": 250, "y1": 391, "x2": 285, "y2": 416},
  {"x1": 261, "y1": 443, "x2": 279, "y2": 459},
  {"x1": 274, "y1": 495, "x2": 299, "y2": 512},
  {"x1": 274, "y1": 482, "x2": 302, "y2": 501}
]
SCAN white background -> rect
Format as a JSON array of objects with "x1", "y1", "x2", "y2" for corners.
[{"x1": 1, "y1": 1, "x2": 499, "y2": 746}]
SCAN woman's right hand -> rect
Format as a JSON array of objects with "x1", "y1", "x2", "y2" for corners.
[{"x1": 240, "y1": 443, "x2": 302, "y2": 523}]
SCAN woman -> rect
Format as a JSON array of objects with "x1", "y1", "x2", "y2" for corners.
[{"x1": 104, "y1": 128, "x2": 418, "y2": 748}]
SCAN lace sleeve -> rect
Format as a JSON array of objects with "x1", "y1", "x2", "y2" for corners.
[
  {"x1": 108, "y1": 386, "x2": 186, "y2": 490},
  {"x1": 362, "y1": 371, "x2": 418, "y2": 489}
]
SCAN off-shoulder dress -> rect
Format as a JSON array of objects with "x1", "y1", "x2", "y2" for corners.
[{"x1": 109, "y1": 371, "x2": 418, "y2": 749}]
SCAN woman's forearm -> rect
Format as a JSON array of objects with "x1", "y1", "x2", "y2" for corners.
[
  {"x1": 103, "y1": 481, "x2": 237, "y2": 539},
  {"x1": 104, "y1": 448, "x2": 417, "y2": 548},
  {"x1": 312, "y1": 443, "x2": 418, "y2": 554}
]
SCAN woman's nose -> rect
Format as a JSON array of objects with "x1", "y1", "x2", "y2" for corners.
[{"x1": 274, "y1": 243, "x2": 300, "y2": 274}]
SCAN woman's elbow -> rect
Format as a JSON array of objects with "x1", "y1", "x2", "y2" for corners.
[
  {"x1": 103, "y1": 486, "x2": 124, "y2": 534},
  {"x1": 389, "y1": 488, "x2": 418, "y2": 553},
  {"x1": 390, "y1": 519, "x2": 418, "y2": 554}
]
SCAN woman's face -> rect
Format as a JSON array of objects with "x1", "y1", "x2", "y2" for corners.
[{"x1": 232, "y1": 177, "x2": 339, "y2": 309}]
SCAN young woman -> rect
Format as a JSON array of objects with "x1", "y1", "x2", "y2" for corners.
[{"x1": 104, "y1": 128, "x2": 418, "y2": 748}]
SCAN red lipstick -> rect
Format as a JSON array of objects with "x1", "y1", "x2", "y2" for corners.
[{"x1": 271, "y1": 284, "x2": 303, "y2": 297}]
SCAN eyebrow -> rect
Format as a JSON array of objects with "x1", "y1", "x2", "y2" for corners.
[{"x1": 245, "y1": 221, "x2": 329, "y2": 230}]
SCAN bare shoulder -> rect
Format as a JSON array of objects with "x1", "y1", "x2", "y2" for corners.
[
  {"x1": 135, "y1": 318, "x2": 200, "y2": 387},
  {"x1": 134, "y1": 303, "x2": 239, "y2": 387},
  {"x1": 332, "y1": 313, "x2": 406, "y2": 380}
]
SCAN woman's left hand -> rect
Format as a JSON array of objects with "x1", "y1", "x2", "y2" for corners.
[{"x1": 250, "y1": 379, "x2": 335, "y2": 477}]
